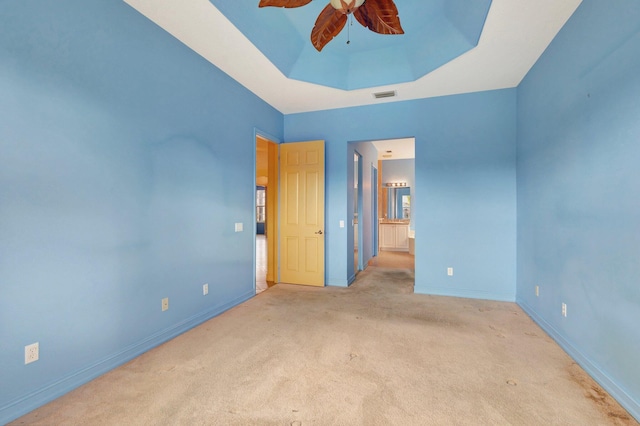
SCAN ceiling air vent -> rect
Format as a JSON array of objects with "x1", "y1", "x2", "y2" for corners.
[{"x1": 373, "y1": 90, "x2": 396, "y2": 99}]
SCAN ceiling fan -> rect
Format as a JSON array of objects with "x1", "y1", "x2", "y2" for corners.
[{"x1": 259, "y1": 0, "x2": 404, "y2": 52}]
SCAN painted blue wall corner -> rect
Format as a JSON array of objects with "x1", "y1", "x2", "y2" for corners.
[{"x1": 516, "y1": 0, "x2": 640, "y2": 419}]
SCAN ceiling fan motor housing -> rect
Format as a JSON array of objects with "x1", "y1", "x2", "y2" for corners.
[{"x1": 330, "y1": 0, "x2": 365, "y2": 14}]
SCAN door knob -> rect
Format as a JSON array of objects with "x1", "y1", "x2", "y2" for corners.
[{"x1": 315, "y1": 230, "x2": 323, "y2": 235}]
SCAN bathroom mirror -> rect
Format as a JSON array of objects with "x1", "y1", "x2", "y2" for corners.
[{"x1": 382, "y1": 187, "x2": 410, "y2": 220}]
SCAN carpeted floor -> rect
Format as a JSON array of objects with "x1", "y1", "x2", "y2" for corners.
[{"x1": 11, "y1": 265, "x2": 637, "y2": 425}]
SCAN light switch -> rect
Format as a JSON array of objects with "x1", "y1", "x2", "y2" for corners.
[
  {"x1": 235, "y1": 223, "x2": 243, "y2": 232},
  {"x1": 339, "y1": 220, "x2": 345, "y2": 228}
]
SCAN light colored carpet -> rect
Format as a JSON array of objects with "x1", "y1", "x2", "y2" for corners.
[{"x1": 11, "y1": 266, "x2": 636, "y2": 425}]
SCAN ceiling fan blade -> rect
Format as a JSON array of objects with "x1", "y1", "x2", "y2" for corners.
[
  {"x1": 311, "y1": 3, "x2": 348, "y2": 51},
  {"x1": 353, "y1": 0, "x2": 404, "y2": 35},
  {"x1": 259, "y1": 0, "x2": 313, "y2": 7}
]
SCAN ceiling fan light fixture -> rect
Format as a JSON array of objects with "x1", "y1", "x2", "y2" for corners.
[
  {"x1": 330, "y1": 0, "x2": 365, "y2": 13},
  {"x1": 259, "y1": 0, "x2": 403, "y2": 52}
]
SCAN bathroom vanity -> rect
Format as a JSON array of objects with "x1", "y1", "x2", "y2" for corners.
[{"x1": 379, "y1": 221, "x2": 410, "y2": 251}]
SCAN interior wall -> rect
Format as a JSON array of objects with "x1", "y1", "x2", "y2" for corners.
[
  {"x1": 516, "y1": 0, "x2": 640, "y2": 418},
  {"x1": 346, "y1": 142, "x2": 379, "y2": 282},
  {"x1": 285, "y1": 88, "x2": 517, "y2": 300},
  {"x1": 0, "y1": 1, "x2": 283, "y2": 423}
]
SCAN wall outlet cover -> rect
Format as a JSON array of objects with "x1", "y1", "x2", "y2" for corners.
[
  {"x1": 25, "y1": 342, "x2": 39, "y2": 364},
  {"x1": 162, "y1": 297, "x2": 169, "y2": 311}
]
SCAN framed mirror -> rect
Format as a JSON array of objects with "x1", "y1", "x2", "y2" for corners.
[{"x1": 383, "y1": 187, "x2": 410, "y2": 220}]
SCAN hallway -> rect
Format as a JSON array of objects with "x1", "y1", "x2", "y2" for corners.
[
  {"x1": 255, "y1": 234, "x2": 270, "y2": 294},
  {"x1": 368, "y1": 250, "x2": 414, "y2": 270}
]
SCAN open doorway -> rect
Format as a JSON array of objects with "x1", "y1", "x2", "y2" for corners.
[
  {"x1": 255, "y1": 135, "x2": 278, "y2": 294},
  {"x1": 347, "y1": 138, "x2": 415, "y2": 282},
  {"x1": 369, "y1": 138, "x2": 415, "y2": 272}
]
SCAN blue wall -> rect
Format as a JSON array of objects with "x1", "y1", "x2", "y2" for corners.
[
  {"x1": 285, "y1": 89, "x2": 517, "y2": 299},
  {"x1": 516, "y1": 0, "x2": 640, "y2": 418},
  {"x1": 0, "y1": 1, "x2": 283, "y2": 423}
]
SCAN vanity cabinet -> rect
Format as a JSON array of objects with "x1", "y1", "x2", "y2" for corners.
[{"x1": 379, "y1": 223, "x2": 409, "y2": 251}]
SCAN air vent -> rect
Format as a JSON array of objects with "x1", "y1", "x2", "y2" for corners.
[{"x1": 373, "y1": 90, "x2": 396, "y2": 99}]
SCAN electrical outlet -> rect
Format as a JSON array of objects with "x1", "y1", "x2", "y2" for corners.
[
  {"x1": 203, "y1": 283, "x2": 209, "y2": 296},
  {"x1": 162, "y1": 297, "x2": 169, "y2": 311},
  {"x1": 447, "y1": 267, "x2": 454, "y2": 276},
  {"x1": 535, "y1": 286, "x2": 539, "y2": 297},
  {"x1": 25, "y1": 342, "x2": 39, "y2": 364},
  {"x1": 562, "y1": 302, "x2": 567, "y2": 317}
]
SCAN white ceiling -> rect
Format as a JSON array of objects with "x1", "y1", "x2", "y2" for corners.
[
  {"x1": 123, "y1": 0, "x2": 582, "y2": 115},
  {"x1": 372, "y1": 139, "x2": 415, "y2": 161}
]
